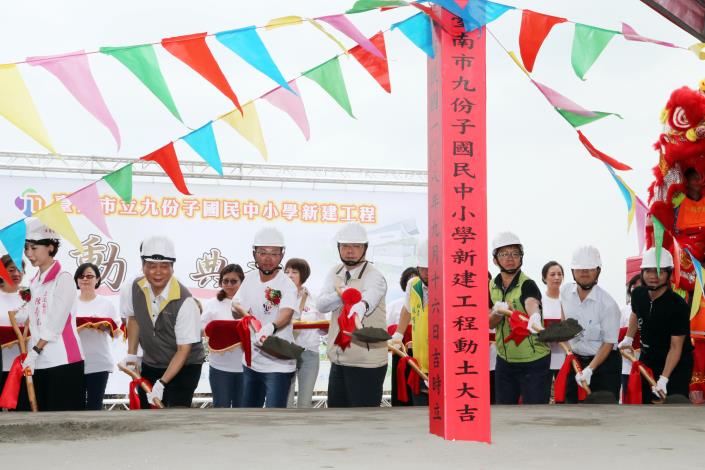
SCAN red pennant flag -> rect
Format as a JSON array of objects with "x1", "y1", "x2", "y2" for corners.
[
  {"x1": 411, "y1": 3, "x2": 455, "y2": 34},
  {"x1": 140, "y1": 143, "x2": 191, "y2": 195},
  {"x1": 577, "y1": 130, "x2": 632, "y2": 171},
  {"x1": 161, "y1": 32, "x2": 242, "y2": 114},
  {"x1": 519, "y1": 10, "x2": 566, "y2": 73},
  {"x1": 350, "y1": 32, "x2": 391, "y2": 93},
  {"x1": 0, "y1": 262, "x2": 14, "y2": 286}
]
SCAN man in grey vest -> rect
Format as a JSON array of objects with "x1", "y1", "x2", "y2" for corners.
[
  {"x1": 317, "y1": 223, "x2": 388, "y2": 407},
  {"x1": 120, "y1": 236, "x2": 204, "y2": 407}
]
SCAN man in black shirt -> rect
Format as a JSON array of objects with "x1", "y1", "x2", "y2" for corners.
[{"x1": 619, "y1": 247, "x2": 693, "y2": 402}]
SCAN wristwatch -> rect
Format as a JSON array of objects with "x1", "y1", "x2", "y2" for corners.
[{"x1": 32, "y1": 345, "x2": 43, "y2": 355}]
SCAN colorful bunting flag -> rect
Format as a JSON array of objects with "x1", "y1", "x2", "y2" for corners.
[
  {"x1": 182, "y1": 122, "x2": 223, "y2": 175},
  {"x1": 215, "y1": 27, "x2": 292, "y2": 92},
  {"x1": 652, "y1": 214, "x2": 665, "y2": 275},
  {"x1": 161, "y1": 32, "x2": 242, "y2": 114},
  {"x1": 430, "y1": 0, "x2": 468, "y2": 22},
  {"x1": 265, "y1": 16, "x2": 304, "y2": 29},
  {"x1": 463, "y1": 0, "x2": 514, "y2": 32},
  {"x1": 67, "y1": 183, "x2": 111, "y2": 237},
  {"x1": 605, "y1": 164, "x2": 638, "y2": 228},
  {"x1": 635, "y1": 198, "x2": 648, "y2": 254},
  {"x1": 556, "y1": 109, "x2": 620, "y2": 128},
  {"x1": 350, "y1": 32, "x2": 391, "y2": 93},
  {"x1": 621, "y1": 23, "x2": 679, "y2": 49},
  {"x1": 262, "y1": 81, "x2": 310, "y2": 140},
  {"x1": 100, "y1": 44, "x2": 182, "y2": 122},
  {"x1": 222, "y1": 102, "x2": 268, "y2": 160},
  {"x1": 577, "y1": 130, "x2": 632, "y2": 170},
  {"x1": 0, "y1": 220, "x2": 26, "y2": 272},
  {"x1": 34, "y1": 203, "x2": 83, "y2": 250},
  {"x1": 307, "y1": 19, "x2": 349, "y2": 53},
  {"x1": 532, "y1": 80, "x2": 596, "y2": 117},
  {"x1": 141, "y1": 143, "x2": 191, "y2": 195},
  {"x1": 411, "y1": 2, "x2": 456, "y2": 34},
  {"x1": 346, "y1": 0, "x2": 409, "y2": 14},
  {"x1": 689, "y1": 42, "x2": 705, "y2": 60},
  {"x1": 0, "y1": 64, "x2": 55, "y2": 153},
  {"x1": 27, "y1": 51, "x2": 121, "y2": 150},
  {"x1": 103, "y1": 165, "x2": 133, "y2": 203},
  {"x1": 571, "y1": 24, "x2": 618, "y2": 80},
  {"x1": 303, "y1": 57, "x2": 354, "y2": 118},
  {"x1": 392, "y1": 13, "x2": 435, "y2": 58},
  {"x1": 318, "y1": 14, "x2": 384, "y2": 58},
  {"x1": 519, "y1": 10, "x2": 566, "y2": 72},
  {"x1": 686, "y1": 249, "x2": 705, "y2": 310}
]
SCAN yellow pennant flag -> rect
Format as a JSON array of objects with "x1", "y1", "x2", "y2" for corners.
[
  {"x1": 0, "y1": 64, "x2": 56, "y2": 153},
  {"x1": 689, "y1": 42, "x2": 705, "y2": 60},
  {"x1": 508, "y1": 51, "x2": 529, "y2": 76},
  {"x1": 221, "y1": 102, "x2": 268, "y2": 160},
  {"x1": 34, "y1": 202, "x2": 83, "y2": 251},
  {"x1": 265, "y1": 16, "x2": 304, "y2": 29},
  {"x1": 307, "y1": 19, "x2": 348, "y2": 54}
]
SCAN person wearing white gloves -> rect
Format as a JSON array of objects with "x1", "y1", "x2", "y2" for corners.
[
  {"x1": 21, "y1": 219, "x2": 85, "y2": 411},
  {"x1": 121, "y1": 236, "x2": 204, "y2": 408},
  {"x1": 488, "y1": 232, "x2": 551, "y2": 404},
  {"x1": 619, "y1": 248, "x2": 693, "y2": 402},
  {"x1": 561, "y1": 245, "x2": 621, "y2": 403},
  {"x1": 233, "y1": 227, "x2": 298, "y2": 408},
  {"x1": 317, "y1": 223, "x2": 388, "y2": 407}
]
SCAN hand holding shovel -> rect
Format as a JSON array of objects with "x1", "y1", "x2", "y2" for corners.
[
  {"x1": 118, "y1": 362, "x2": 164, "y2": 408},
  {"x1": 619, "y1": 348, "x2": 666, "y2": 404},
  {"x1": 8, "y1": 311, "x2": 38, "y2": 412}
]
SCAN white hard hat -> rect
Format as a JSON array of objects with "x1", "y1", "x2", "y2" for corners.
[
  {"x1": 571, "y1": 245, "x2": 602, "y2": 269},
  {"x1": 417, "y1": 237, "x2": 428, "y2": 268},
  {"x1": 640, "y1": 247, "x2": 674, "y2": 269},
  {"x1": 492, "y1": 232, "x2": 522, "y2": 253},
  {"x1": 141, "y1": 236, "x2": 176, "y2": 262},
  {"x1": 253, "y1": 227, "x2": 285, "y2": 248},
  {"x1": 335, "y1": 223, "x2": 368, "y2": 244},
  {"x1": 25, "y1": 218, "x2": 59, "y2": 241}
]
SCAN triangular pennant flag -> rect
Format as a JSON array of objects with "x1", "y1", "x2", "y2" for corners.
[
  {"x1": 350, "y1": 32, "x2": 391, "y2": 93},
  {"x1": 215, "y1": 27, "x2": 292, "y2": 92},
  {"x1": 303, "y1": 57, "x2": 354, "y2": 118},
  {"x1": 463, "y1": 0, "x2": 514, "y2": 32},
  {"x1": 605, "y1": 164, "x2": 636, "y2": 228},
  {"x1": 577, "y1": 130, "x2": 632, "y2": 170},
  {"x1": 411, "y1": 3, "x2": 456, "y2": 34},
  {"x1": 431, "y1": 0, "x2": 467, "y2": 19},
  {"x1": 34, "y1": 203, "x2": 83, "y2": 250},
  {"x1": 0, "y1": 262, "x2": 13, "y2": 286},
  {"x1": 532, "y1": 80, "x2": 596, "y2": 116},
  {"x1": 307, "y1": 19, "x2": 349, "y2": 53},
  {"x1": 100, "y1": 44, "x2": 182, "y2": 122},
  {"x1": 519, "y1": 10, "x2": 566, "y2": 72},
  {"x1": 265, "y1": 16, "x2": 304, "y2": 29},
  {"x1": 0, "y1": 220, "x2": 26, "y2": 272},
  {"x1": 621, "y1": 23, "x2": 679, "y2": 49},
  {"x1": 221, "y1": 102, "x2": 268, "y2": 160},
  {"x1": 318, "y1": 14, "x2": 384, "y2": 58},
  {"x1": 182, "y1": 122, "x2": 223, "y2": 175},
  {"x1": 635, "y1": 197, "x2": 648, "y2": 254},
  {"x1": 689, "y1": 42, "x2": 705, "y2": 60},
  {"x1": 0, "y1": 64, "x2": 55, "y2": 153},
  {"x1": 686, "y1": 248, "x2": 705, "y2": 301},
  {"x1": 571, "y1": 24, "x2": 618, "y2": 80},
  {"x1": 347, "y1": 0, "x2": 408, "y2": 14},
  {"x1": 27, "y1": 51, "x2": 121, "y2": 150},
  {"x1": 652, "y1": 215, "x2": 665, "y2": 276},
  {"x1": 103, "y1": 165, "x2": 133, "y2": 203},
  {"x1": 67, "y1": 183, "x2": 111, "y2": 237},
  {"x1": 263, "y1": 80, "x2": 310, "y2": 140},
  {"x1": 392, "y1": 13, "x2": 435, "y2": 58},
  {"x1": 161, "y1": 32, "x2": 242, "y2": 114},
  {"x1": 556, "y1": 109, "x2": 620, "y2": 128},
  {"x1": 141, "y1": 143, "x2": 191, "y2": 195}
]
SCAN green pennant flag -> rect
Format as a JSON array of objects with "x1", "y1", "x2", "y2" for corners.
[
  {"x1": 652, "y1": 215, "x2": 665, "y2": 276},
  {"x1": 303, "y1": 57, "x2": 354, "y2": 118},
  {"x1": 556, "y1": 109, "x2": 621, "y2": 128},
  {"x1": 346, "y1": 0, "x2": 408, "y2": 14},
  {"x1": 100, "y1": 44, "x2": 182, "y2": 122},
  {"x1": 570, "y1": 24, "x2": 618, "y2": 80},
  {"x1": 103, "y1": 164, "x2": 133, "y2": 203}
]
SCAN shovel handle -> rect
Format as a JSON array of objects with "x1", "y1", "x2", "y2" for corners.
[
  {"x1": 388, "y1": 345, "x2": 429, "y2": 382},
  {"x1": 619, "y1": 349, "x2": 666, "y2": 402},
  {"x1": 118, "y1": 362, "x2": 165, "y2": 409},
  {"x1": 8, "y1": 311, "x2": 38, "y2": 412},
  {"x1": 556, "y1": 341, "x2": 592, "y2": 394}
]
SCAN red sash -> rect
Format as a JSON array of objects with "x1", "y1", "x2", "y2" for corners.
[
  {"x1": 554, "y1": 353, "x2": 587, "y2": 403},
  {"x1": 624, "y1": 360, "x2": 655, "y2": 404},
  {"x1": 396, "y1": 356, "x2": 421, "y2": 402},
  {"x1": 236, "y1": 316, "x2": 262, "y2": 367}
]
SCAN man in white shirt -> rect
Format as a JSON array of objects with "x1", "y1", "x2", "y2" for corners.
[
  {"x1": 121, "y1": 236, "x2": 204, "y2": 408},
  {"x1": 560, "y1": 245, "x2": 621, "y2": 403}
]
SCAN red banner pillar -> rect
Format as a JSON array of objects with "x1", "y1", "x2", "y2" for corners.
[{"x1": 427, "y1": 7, "x2": 490, "y2": 442}]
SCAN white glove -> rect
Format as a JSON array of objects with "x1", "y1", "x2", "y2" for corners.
[
  {"x1": 147, "y1": 379, "x2": 165, "y2": 405},
  {"x1": 388, "y1": 331, "x2": 404, "y2": 348},
  {"x1": 120, "y1": 354, "x2": 142, "y2": 373},
  {"x1": 22, "y1": 349, "x2": 39, "y2": 374},
  {"x1": 618, "y1": 336, "x2": 633, "y2": 349},
  {"x1": 652, "y1": 375, "x2": 668, "y2": 398},
  {"x1": 527, "y1": 312, "x2": 542, "y2": 333},
  {"x1": 348, "y1": 301, "x2": 367, "y2": 319},
  {"x1": 256, "y1": 322, "x2": 275, "y2": 345},
  {"x1": 491, "y1": 301, "x2": 509, "y2": 314},
  {"x1": 575, "y1": 366, "x2": 593, "y2": 386}
]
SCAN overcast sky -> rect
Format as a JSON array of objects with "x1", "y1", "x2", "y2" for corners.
[{"x1": 0, "y1": 0, "x2": 702, "y2": 302}]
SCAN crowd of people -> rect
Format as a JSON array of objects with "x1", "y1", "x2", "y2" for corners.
[{"x1": 0, "y1": 218, "x2": 695, "y2": 411}]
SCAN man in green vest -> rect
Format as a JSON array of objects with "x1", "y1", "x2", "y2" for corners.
[{"x1": 488, "y1": 232, "x2": 551, "y2": 404}]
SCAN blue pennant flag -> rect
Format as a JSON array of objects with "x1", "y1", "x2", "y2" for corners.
[
  {"x1": 464, "y1": 0, "x2": 514, "y2": 32},
  {"x1": 0, "y1": 219, "x2": 26, "y2": 272},
  {"x1": 392, "y1": 13, "x2": 435, "y2": 58},
  {"x1": 216, "y1": 26, "x2": 293, "y2": 93},
  {"x1": 182, "y1": 122, "x2": 223, "y2": 176}
]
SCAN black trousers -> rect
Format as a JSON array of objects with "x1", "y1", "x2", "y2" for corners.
[
  {"x1": 641, "y1": 355, "x2": 693, "y2": 404},
  {"x1": 139, "y1": 363, "x2": 202, "y2": 408},
  {"x1": 328, "y1": 363, "x2": 386, "y2": 407},
  {"x1": 494, "y1": 355, "x2": 551, "y2": 404},
  {"x1": 564, "y1": 350, "x2": 621, "y2": 404},
  {"x1": 34, "y1": 361, "x2": 85, "y2": 411},
  {"x1": 84, "y1": 371, "x2": 110, "y2": 410}
]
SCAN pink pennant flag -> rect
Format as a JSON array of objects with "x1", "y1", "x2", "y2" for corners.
[
  {"x1": 27, "y1": 51, "x2": 121, "y2": 150},
  {"x1": 621, "y1": 23, "x2": 679, "y2": 49},
  {"x1": 532, "y1": 80, "x2": 596, "y2": 117},
  {"x1": 317, "y1": 14, "x2": 384, "y2": 58},
  {"x1": 67, "y1": 182, "x2": 111, "y2": 237},
  {"x1": 635, "y1": 197, "x2": 648, "y2": 254},
  {"x1": 262, "y1": 80, "x2": 310, "y2": 140}
]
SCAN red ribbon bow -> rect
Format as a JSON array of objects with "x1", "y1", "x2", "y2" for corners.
[
  {"x1": 0, "y1": 353, "x2": 27, "y2": 409},
  {"x1": 128, "y1": 377, "x2": 156, "y2": 410},
  {"x1": 624, "y1": 360, "x2": 654, "y2": 404},
  {"x1": 503, "y1": 310, "x2": 531, "y2": 346},
  {"x1": 553, "y1": 353, "x2": 587, "y2": 403},
  {"x1": 236, "y1": 316, "x2": 262, "y2": 367},
  {"x1": 334, "y1": 288, "x2": 362, "y2": 351},
  {"x1": 396, "y1": 356, "x2": 422, "y2": 403}
]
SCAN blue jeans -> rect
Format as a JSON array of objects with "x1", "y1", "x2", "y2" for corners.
[
  {"x1": 209, "y1": 366, "x2": 244, "y2": 408},
  {"x1": 242, "y1": 366, "x2": 294, "y2": 408},
  {"x1": 287, "y1": 349, "x2": 320, "y2": 408},
  {"x1": 84, "y1": 371, "x2": 110, "y2": 410}
]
